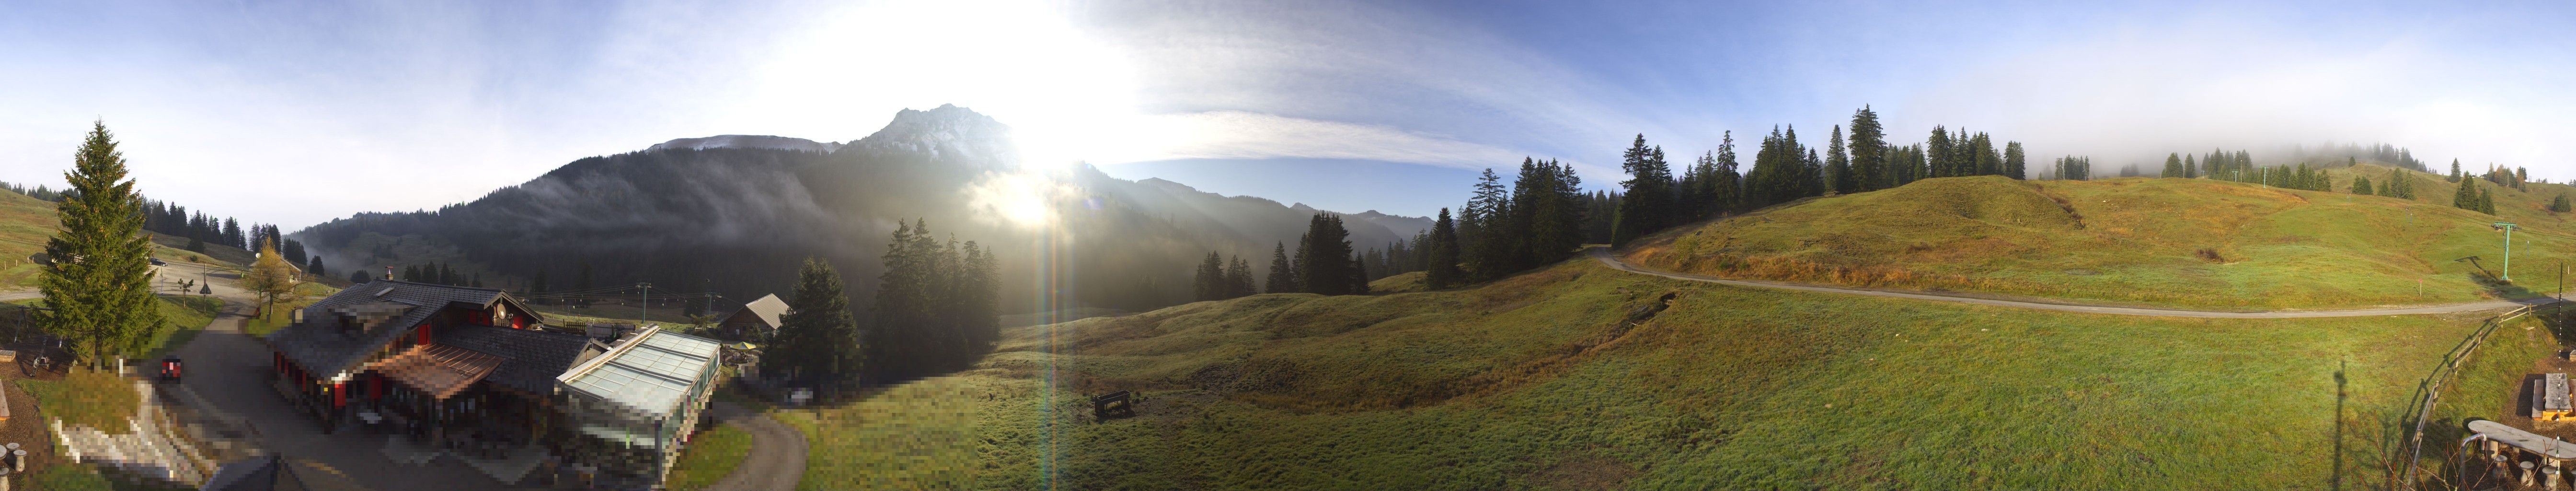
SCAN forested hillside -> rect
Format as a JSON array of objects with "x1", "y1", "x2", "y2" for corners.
[{"x1": 290, "y1": 105, "x2": 1430, "y2": 313}]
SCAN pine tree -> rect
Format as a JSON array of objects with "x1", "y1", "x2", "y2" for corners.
[
  {"x1": 1264, "y1": 242, "x2": 1295, "y2": 293},
  {"x1": 1462, "y1": 168, "x2": 1509, "y2": 278},
  {"x1": 2164, "y1": 153, "x2": 2183, "y2": 178},
  {"x1": 1223, "y1": 256, "x2": 1254, "y2": 298},
  {"x1": 2450, "y1": 159, "x2": 2462, "y2": 182},
  {"x1": 1426, "y1": 208, "x2": 1462, "y2": 288},
  {"x1": 1709, "y1": 132, "x2": 1742, "y2": 212},
  {"x1": 2002, "y1": 141, "x2": 2026, "y2": 179},
  {"x1": 772, "y1": 257, "x2": 861, "y2": 387},
  {"x1": 1610, "y1": 135, "x2": 1674, "y2": 246},
  {"x1": 2455, "y1": 176, "x2": 2483, "y2": 213},
  {"x1": 1826, "y1": 125, "x2": 1854, "y2": 194},
  {"x1": 305, "y1": 256, "x2": 326, "y2": 277},
  {"x1": 35, "y1": 121, "x2": 167, "y2": 367},
  {"x1": 1848, "y1": 106, "x2": 1886, "y2": 191},
  {"x1": 2183, "y1": 154, "x2": 2197, "y2": 178},
  {"x1": 1926, "y1": 126, "x2": 1955, "y2": 177},
  {"x1": 2351, "y1": 176, "x2": 2373, "y2": 195},
  {"x1": 1191, "y1": 251, "x2": 1225, "y2": 301},
  {"x1": 2553, "y1": 193, "x2": 2572, "y2": 213},
  {"x1": 1298, "y1": 213, "x2": 1360, "y2": 295}
]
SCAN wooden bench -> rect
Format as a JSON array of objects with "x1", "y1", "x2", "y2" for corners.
[
  {"x1": 1092, "y1": 391, "x2": 1135, "y2": 420},
  {"x1": 2538, "y1": 373, "x2": 2573, "y2": 421}
]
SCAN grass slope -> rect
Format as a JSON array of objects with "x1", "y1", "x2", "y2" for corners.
[
  {"x1": 1633, "y1": 169, "x2": 2576, "y2": 310},
  {"x1": 781, "y1": 258, "x2": 2551, "y2": 490},
  {"x1": 664, "y1": 423, "x2": 753, "y2": 491}
]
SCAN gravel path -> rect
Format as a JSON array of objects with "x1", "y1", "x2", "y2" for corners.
[
  {"x1": 1589, "y1": 247, "x2": 2559, "y2": 318},
  {"x1": 702, "y1": 400, "x2": 807, "y2": 491}
]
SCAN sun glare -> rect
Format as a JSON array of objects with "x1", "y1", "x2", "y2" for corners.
[{"x1": 745, "y1": 0, "x2": 1157, "y2": 173}]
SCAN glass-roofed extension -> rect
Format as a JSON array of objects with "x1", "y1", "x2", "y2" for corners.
[{"x1": 556, "y1": 325, "x2": 724, "y2": 487}]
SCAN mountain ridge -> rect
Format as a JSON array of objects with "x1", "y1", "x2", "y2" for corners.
[{"x1": 293, "y1": 105, "x2": 1432, "y2": 313}]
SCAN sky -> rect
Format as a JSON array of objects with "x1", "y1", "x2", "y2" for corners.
[{"x1": 3, "y1": 0, "x2": 2572, "y2": 229}]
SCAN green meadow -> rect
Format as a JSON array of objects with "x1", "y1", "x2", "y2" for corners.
[{"x1": 771, "y1": 258, "x2": 2554, "y2": 490}]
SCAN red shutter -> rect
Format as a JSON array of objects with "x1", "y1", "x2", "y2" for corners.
[
  {"x1": 417, "y1": 324, "x2": 433, "y2": 345},
  {"x1": 334, "y1": 382, "x2": 347, "y2": 407}
]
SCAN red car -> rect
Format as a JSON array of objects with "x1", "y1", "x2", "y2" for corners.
[{"x1": 158, "y1": 357, "x2": 181, "y2": 382}]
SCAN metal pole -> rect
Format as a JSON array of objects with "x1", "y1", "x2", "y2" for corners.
[
  {"x1": 638, "y1": 282, "x2": 652, "y2": 327},
  {"x1": 2504, "y1": 225, "x2": 2513, "y2": 281}
]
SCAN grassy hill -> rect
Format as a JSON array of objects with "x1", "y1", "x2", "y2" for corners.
[
  {"x1": 775, "y1": 257, "x2": 2548, "y2": 490},
  {"x1": 1629, "y1": 167, "x2": 2576, "y2": 310}
]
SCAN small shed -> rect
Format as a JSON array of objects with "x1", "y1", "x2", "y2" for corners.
[
  {"x1": 2537, "y1": 373, "x2": 2573, "y2": 421},
  {"x1": 716, "y1": 294, "x2": 790, "y2": 340}
]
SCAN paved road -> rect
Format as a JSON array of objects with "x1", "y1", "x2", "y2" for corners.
[
  {"x1": 702, "y1": 401, "x2": 807, "y2": 491},
  {"x1": 1588, "y1": 247, "x2": 2557, "y2": 318}
]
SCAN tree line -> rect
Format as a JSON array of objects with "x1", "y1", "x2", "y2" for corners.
[
  {"x1": 769, "y1": 218, "x2": 1002, "y2": 388},
  {"x1": 2039, "y1": 156, "x2": 2093, "y2": 181},
  {"x1": 1411, "y1": 158, "x2": 1588, "y2": 288}
]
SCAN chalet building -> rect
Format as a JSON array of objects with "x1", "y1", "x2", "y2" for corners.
[
  {"x1": 714, "y1": 293, "x2": 789, "y2": 341},
  {"x1": 264, "y1": 281, "x2": 723, "y2": 487}
]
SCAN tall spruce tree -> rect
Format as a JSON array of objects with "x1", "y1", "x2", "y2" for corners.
[
  {"x1": 1709, "y1": 132, "x2": 1742, "y2": 213},
  {"x1": 2002, "y1": 141, "x2": 2026, "y2": 179},
  {"x1": 1264, "y1": 242, "x2": 1296, "y2": 293},
  {"x1": 2455, "y1": 177, "x2": 2482, "y2": 213},
  {"x1": 1926, "y1": 126, "x2": 1955, "y2": 177},
  {"x1": 772, "y1": 257, "x2": 861, "y2": 387},
  {"x1": 1848, "y1": 106, "x2": 1886, "y2": 191},
  {"x1": 1297, "y1": 213, "x2": 1360, "y2": 295},
  {"x1": 1426, "y1": 208, "x2": 1462, "y2": 288},
  {"x1": 2164, "y1": 153, "x2": 2183, "y2": 178},
  {"x1": 1223, "y1": 256, "x2": 1254, "y2": 298},
  {"x1": 1610, "y1": 135, "x2": 1674, "y2": 247},
  {"x1": 36, "y1": 121, "x2": 166, "y2": 367},
  {"x1": 1826, "y1": 125, "x2": 1855, "y2": 194},
  {"x1": 1191, "y1": 251, "x2": 1226, "y2": 301}
]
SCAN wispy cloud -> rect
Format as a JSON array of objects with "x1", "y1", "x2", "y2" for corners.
[{"x1": 1127, "y1": 111, "x2": 1522, "y2": 169}]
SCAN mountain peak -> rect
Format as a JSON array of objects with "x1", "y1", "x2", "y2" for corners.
[
  {"x1": 646, "y1": 135, "x2": 842, "y2": 153},
  {"x1": 840, "y1": 105, "x2": 1018, "y2": 166}
]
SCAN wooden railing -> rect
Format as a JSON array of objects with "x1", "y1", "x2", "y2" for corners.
[{"x1": 2392, "y1": 302, "x2": 2562, "y2": 490}]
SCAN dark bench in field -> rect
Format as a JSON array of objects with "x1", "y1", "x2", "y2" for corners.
[{"x1": 1092, "y1": 391, "x2": 1135, "y2": 420}]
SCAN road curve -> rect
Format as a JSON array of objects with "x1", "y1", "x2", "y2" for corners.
[
  {"x1": 1587, "y1": 247, "x2": 2556, "y2": 318},
  {"x1": 702, "y1": 400, "x2": 808, "y2": 491}
]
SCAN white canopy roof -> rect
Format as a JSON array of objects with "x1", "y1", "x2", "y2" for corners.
[{"x1": 556, "y1": 326, "x2": 722, "y2": 420}]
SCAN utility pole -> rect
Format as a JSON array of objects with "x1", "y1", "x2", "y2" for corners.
[{"x1": 2494, "y1": 222, "x2": 2519, "y2": 281}]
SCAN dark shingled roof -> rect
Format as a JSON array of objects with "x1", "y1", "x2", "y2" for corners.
[
  {"x1": 432, "y1": 323, "x2": 593, "y2": 396},
  {"x1": 266, "y1": 281, "x2": 522, "y2": 378}
]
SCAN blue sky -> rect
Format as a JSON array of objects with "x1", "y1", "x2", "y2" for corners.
[{"x1": 4, "y1": 0, "x2": 2571, "y2": 228}]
